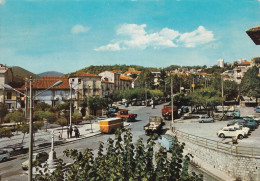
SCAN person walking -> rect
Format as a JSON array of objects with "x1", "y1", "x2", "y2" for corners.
[
  {"x1": 67, "y1": 126, "x2": 70, "y2": 139},
  {"x1": 74, "y1": 126, "x2": 79, "y2": 138},
  {"x1": 69, "y1": 126, "x2": 73, "y2": 138}
]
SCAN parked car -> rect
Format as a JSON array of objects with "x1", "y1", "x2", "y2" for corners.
[
  {"x1": 227, "y1": 120, "x2": 236, "y2": 126},
  {"x1": 226, "y1": 111, "x2": 234, "y2": 117},
  {"x1": 228, "y1": 124, "x2": 250, "y2": 137},
  {"x1": 22, "y1": 152, "x2": 49, "y2": 170},
  {"x1": 198, "y1": 115, "x2": 214, "y2": 123},
  {"x1": 254, "y1": 106, "x2": 260, "y2": 113},
  {"x1": 235, "y1": 119, "x2": 246, "y2": 126},
  {"x1": 243, "y1": 117, "x2": 258, "y2": 129},
  {"x1": 0, "y1": 149, "x2": 10, "y2": 162},
  {"x1": 233, "y1": 109, "x2": 240, "y2": 118},
  {"x1": 217, "y1": 127, "x2": 245, "y2": 139},
  {"x1": 247, "y1": 115, "x2": 260, "y2": 125}
]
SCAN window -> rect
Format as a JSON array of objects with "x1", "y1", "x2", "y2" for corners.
[{"x1": 7, "y1": 92, "x2": 12, "y2": 99}]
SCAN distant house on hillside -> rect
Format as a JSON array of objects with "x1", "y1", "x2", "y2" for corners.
[
  {"x1": 0, "y1": 64, "x2": 13, "y2": 106},
  {"x1": 233, "y1": 61, "x2": 251, "y2": 84},
  {"x1": 98, "y1": 71, "x2": 120, "y2": 91}
]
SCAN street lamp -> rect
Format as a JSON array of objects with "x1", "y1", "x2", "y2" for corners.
[
  {"x1": 4, "y1": 77, "x2": 62, "y2": 181},
  {"x1": 69, "y1": 81, "x2": 81, "y2": 127}
]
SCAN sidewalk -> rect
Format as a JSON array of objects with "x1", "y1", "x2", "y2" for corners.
[{"x1": 52, "y1": 119, "x2": 131, "y2": 143}]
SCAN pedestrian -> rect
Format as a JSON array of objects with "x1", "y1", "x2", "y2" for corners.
[
  {"x1": 67, "y1": 126, "x2": 70, "y2": 139},
  {"x1": 74, "y1": 126, "x2": 79, "y2": 138},
  {"x1": 69, "y1": 126, "x2": 73, "y2": 138}
]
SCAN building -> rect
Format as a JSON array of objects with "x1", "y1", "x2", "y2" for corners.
[
  {"x1": 69, "y1": 72, "x2": 102, "y2": 100},
  {"x1": 119, "y1": 75, "x2": 134, "y2": 90},
  {"x1": 101, "y1": 79, "x2": 114, "y2": 98},
  {"x1": 98, "y1": 71, "x2": 120, "y2": 91},
  {"x1": 233, "y1": 61, "x2": 251, "y2": 84},
  {"x1": 151, "y1": 71, "x2": 161, "y2": 86},
  {"x1": 123, "y1": 68, "x2": 141, "y2": 79},
  {"x1": 246, "y1": 26, "x2": 260, "y2": 45},
  {"x1": 0, "y1": 64, "x2": 13, "y2": 104},
  {"x1": 217, "y1": 59, "x2": 224, "y2": 68}
]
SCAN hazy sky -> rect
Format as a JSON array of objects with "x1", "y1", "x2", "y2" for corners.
[{"x1": 0, "y1": 0, "x2": 259, "y2": 74}]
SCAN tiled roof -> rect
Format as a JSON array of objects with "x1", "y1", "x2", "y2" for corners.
[
  {"x1": 120, "y1": 75, "x2": 134, "y2": 82},
  {"x1": 102, "y1": 80, "x2": 114, "y2": 84},
  {"x1": 247, "y1": 26, "x2": 260, "y2": 31},
  {"x1": 124, "y1": 70, "x2": 142, "y2": 74},
  {"x1": 238, "y1": 61, "x2": 250, "y2": 66},
  {"x1": 70, "y1": 72, "x2": 101, "y2": 78},
  {"x1": 109, "y1": 70, "x2": 122, "y2": 74},
  {"x1": 13, "y1": 77, "x2": 70, "y2": 90},
  {"x1": 0, "y1": 67, "x2": 8, "y2": 73},
  {"x1": 199, "y1": 72, "x2": 212, "y2": 76}
]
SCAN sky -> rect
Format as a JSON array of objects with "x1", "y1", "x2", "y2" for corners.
[{"x1": 0, "y1": 0, "x2": 260, "y2": 74}]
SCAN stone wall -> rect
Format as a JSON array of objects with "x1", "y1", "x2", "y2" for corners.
[{"x1": 177, "y1": 136, "x2": 260, "y2": 181}]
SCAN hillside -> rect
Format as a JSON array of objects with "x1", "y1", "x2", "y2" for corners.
[
  {"x1": 11, "y1": 66, "x2": 40, "y2": 83},
  {"x1": 72, "y1": 64, "x2": 159, "y2": 75},
  {"x1": 38, "y1": 71, "x2": 64, "y2": 77}
]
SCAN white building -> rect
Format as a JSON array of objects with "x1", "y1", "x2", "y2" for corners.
[{"x1": 217, "y1": 59, "x2": 224, "y2": 68}]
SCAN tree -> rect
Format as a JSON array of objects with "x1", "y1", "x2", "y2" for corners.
[
  {"x1": 159, "y1": 69, "x2": 167, "y2": 92},
  {"x1": 240, "y1": 66, "x2": 260, "y2": 103},
  {"x1": 80, "y1": 96, "x2": 109, "y2": 116},
  {"x1": 190, "y1": 87, "x2": 222, "y2": 116},
  {"x1": 4, "y1": 111, "x2": 25, "y2": 128},
  {"x1": 35, "y1": 129, "x2": 203, "y2": 181},
  {"x1": 138, "y1": 69, "x2": 154, "y2": 89},
  {"x1": 34, "y1": 102, "x2": 52, "y2": 111},
  {"x1": 0, "y1": 127, "x2": 13, "y2": 138},
  {"x1": 223, "y1": 80, "x2": 238, "y2": 100},
  {"x1": 0, "y1": 103, "x2": 8, "y2": 123},
  {"x1": 56, "y1": 118, "x2": 67, "y2": 139},
  {"x1": 19, "y1": 123, "x2": 29, "y2": 144},
  {"x1": 72, "y1": 112, "x2": 82, "y2": 124},
  {"x1": 33, "y1": 111, "x2": 56, "y2": 131}
]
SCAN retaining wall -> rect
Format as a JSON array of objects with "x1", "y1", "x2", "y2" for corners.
[{"x1": 175, "y1": 133, "x2": 260, "y2": 181}]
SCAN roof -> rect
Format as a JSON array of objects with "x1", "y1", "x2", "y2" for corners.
[
  {"x1": 101, "y1": 80, "x2": 114, "y2": 84},
  {"x1": 120, "y1": 75, "x2": 134, "y2": 82},
  {"x1": 13, "y1": 77, "x2": 70, "y2": 90},
  {"x1": 0, "y1": 67, "x2": 8, "y2": 73},
  {"x1": 124, "y1": 70, "x2": 142, "y2": 75},
  {"x1": 70, "y1": 72, "x2": 101, "y2": 78},
  {"x1": 246, "y1": 26, "x2": 260, "y2": 45},
  {"x1": 199, "y1": 72, "x2": 212, "y2": 76},
  {"x1": 238, "y1": 61, "x2": 250, "y2": 66},
  {"x1": 109, "y1": 70, "x2": 122, "y2": 74}
]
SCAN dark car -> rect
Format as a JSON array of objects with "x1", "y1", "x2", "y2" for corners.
[
  {"x1": 255, "y1": 106, "x2": 260, "y2": 113},
  {"x1": 235, "y1": 119, "x2": 246, "y2": 126},
  {"x1": 106, "y1": 106, "x2": 119, "y2": 117},
  {"x1": 227, "y1": 120, "x2": 236, "y2": 126},
  {"x1": 243, "y1": 117, "x2": 258, "y2": 128}
]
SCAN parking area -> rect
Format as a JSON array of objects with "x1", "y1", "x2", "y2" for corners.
[{"x1": 170, "y1": 106, "x2": 260, "y2": 148}]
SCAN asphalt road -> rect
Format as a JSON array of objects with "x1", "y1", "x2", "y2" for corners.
[{"x1": 0, "y1": 104, "x2": 164, "y2": 181}]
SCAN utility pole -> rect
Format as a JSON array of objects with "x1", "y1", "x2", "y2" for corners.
[
  {"x1": 222, "y1": 76, "x2": 224, "y2": 117},
  {"x1": 171, "y1": 75, "x2": 174, "y2": 125},
  {"x1": 70, "y1": 81, "x2": 72, "y2": 127},
  {"x1": 145, "y1": 82, "x2": 147, "y2": 106},
  {"x1": 29, "y1": 76, "x2": 33, "y2": 181},
  {"x1": 193, "y1": 77, "x2": 195, "y2": 92}
]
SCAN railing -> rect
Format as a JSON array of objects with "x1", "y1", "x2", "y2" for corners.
[{"x1": 172, "y1": 128, "x2": 260, "y2": 158}]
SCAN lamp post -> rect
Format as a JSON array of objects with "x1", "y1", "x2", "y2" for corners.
[{"x1": 4, "y1": 77, "x2": 62, "y2": 181}]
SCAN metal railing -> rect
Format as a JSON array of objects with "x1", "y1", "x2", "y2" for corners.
[{"x1": 172, "y1": 128, "x2": 260, "y2": 158}]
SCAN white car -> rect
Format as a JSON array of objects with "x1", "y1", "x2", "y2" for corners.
[
  {"x1": 228, "y1": 124, "x2": 250, "y2": 137},
  {"x1": 0, "y1": 149, "x2": 10, "y2": 162},
  {"x1": 217, "y1": 127, "x2": 245, "y2": 139}
]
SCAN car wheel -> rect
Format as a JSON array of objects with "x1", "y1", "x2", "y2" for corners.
[
  {"x1": 219, "y1": 133, "x2": 225, "y2": 138},
  {"x1": 2, "y1": 157, "x2": 7, "y2": 162},
  {"x1": 238, "y1": 135, "x2": 244, "y2": 139}
]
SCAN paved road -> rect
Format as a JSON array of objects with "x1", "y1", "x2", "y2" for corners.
[{"x1": 0, "y1": 104, "x2": 164, "y2": 181}]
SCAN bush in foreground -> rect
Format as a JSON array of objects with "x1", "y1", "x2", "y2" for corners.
[{"x1": 35, "y1": 129, "x2": 203, "y2": 181}]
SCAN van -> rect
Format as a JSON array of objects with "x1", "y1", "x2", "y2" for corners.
[
  {"x1": 99, "y1": 117, "x2": 123, "y2": 133},
  {"x1": 158, "y1": 134, "x2": 173, "y2": 151}
]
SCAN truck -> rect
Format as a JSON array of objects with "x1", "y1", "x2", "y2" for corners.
[
  {"x1": 161, "y1": 105, "x2": 178, "y2": 120},
  {"x1": 117, "y1": 110, "x2": 137, "y2": 122},
  {"x1": 144, "y1": 116, "x2": 163, "y2": 135},
  {"x1": 99, "y1": 117, "x2": 123, "y2": 133}
]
